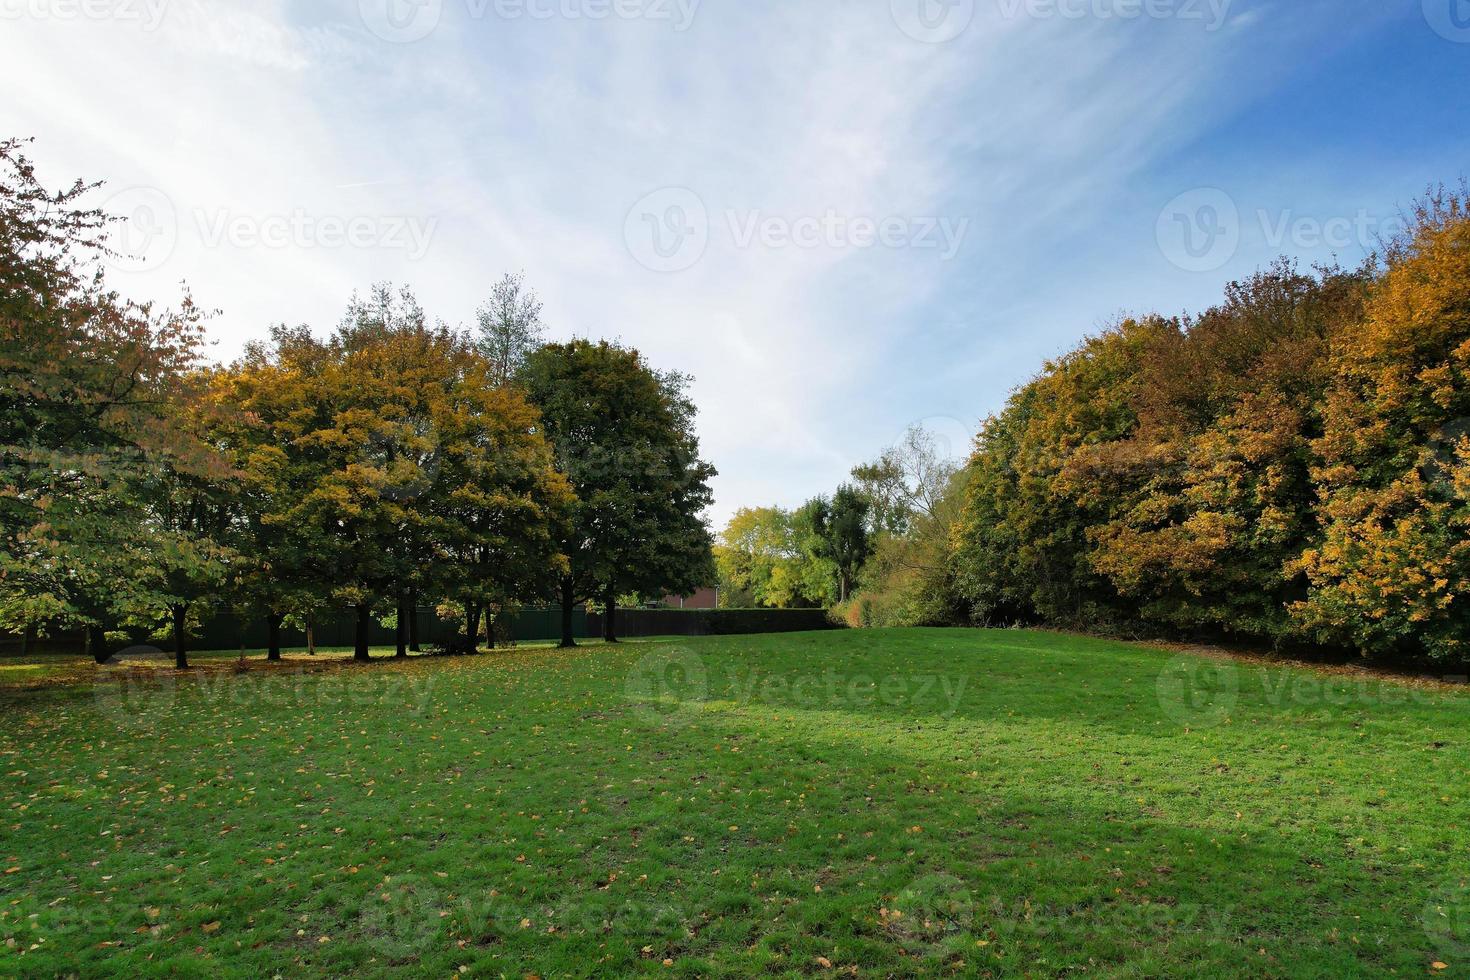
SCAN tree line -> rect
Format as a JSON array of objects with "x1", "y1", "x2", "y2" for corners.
[
  {"x1": 725, "y1": 185, "x2": 1470, "y2": 664},
  {"x1": 0, "y1": 139, "x2": 715, "y2": 668}
]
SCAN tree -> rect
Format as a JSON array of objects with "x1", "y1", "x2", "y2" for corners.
[
  {"x1": 851, "y1": 425, "x2": 961, "y2": 536},
  {"x1": 1082, "y1": 262, "x2": 1368, "y2": 639},
  {"x1": 714, "y1": 506, "x2": 830, "y2": 608},
  {"x1": 519, "y1": 340, "x2": 716, "y2": 647},
  {"x1": 476, "y1": 272, "x2": 545, "y2": 386},
  {"x1": 809, "y1": 485, "x2": 872, "y2": 604},
  {"x1": 846, "y1": 423, "x2": 972, "y2": 626},
  {"x1": 211, "y1": 327, "x2": 336, "y2": 662},
  {"x1": 128, "y1": 398, "x2": 236, "y2": 670},
  {"x1": 429, "y1": 346, "x2": 572, "y2": 654},
  {"x1": 0, "y1": 138, "x2": 216, "y2": 659},
  {"x1": 951, "y1": 318, "x2": 1167, "y2": 627},
  {"x1": 1294, "y1": 188, "x2": 1470, "y2": 661}
]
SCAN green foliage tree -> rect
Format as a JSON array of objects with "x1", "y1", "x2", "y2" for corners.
[
  {"x1": 808, "y1": 485, "x2": 872, "y2": 604},
  {"x1": 846, "y1": 424, "x2": 970, "y2": 627},
  {"x1": 520, "y1": 340, "x2": 716, "y2": 646},
  {"x1": 476, "y1": 272, "x2": 545, "y2": 387},
  {"x1": 714, "y1": 506, "x2": 830, "y2": 608}
]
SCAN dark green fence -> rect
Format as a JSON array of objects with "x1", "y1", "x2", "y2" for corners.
[
  {"x1": 1, "y1": 606, "x2": 834, "y2": 655},
  {"x1": 589, "y1": 608, "x2": 835, "y2": 637}
]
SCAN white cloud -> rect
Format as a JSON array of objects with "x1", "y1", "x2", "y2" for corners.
[{"x1": 0, "y1": 0, "x2": 1404, "y2": 528}]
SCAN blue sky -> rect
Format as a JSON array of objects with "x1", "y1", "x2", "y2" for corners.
[{"x1": 3, "y1": 0, "x2": 1467, "y2": 527}]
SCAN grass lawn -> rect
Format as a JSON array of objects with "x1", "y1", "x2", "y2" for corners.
[{"x1": 2, "y1": 628, "x2": 1468, "y2": 977}]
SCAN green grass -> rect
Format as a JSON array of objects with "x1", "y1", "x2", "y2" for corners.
[{"x1": 2, "y1": 628, "x2": 1468, "y2": 977}]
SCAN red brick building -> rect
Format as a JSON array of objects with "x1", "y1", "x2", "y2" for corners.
[{"x1": 661, "y1": 587, "x2": 720, "y2": 609}]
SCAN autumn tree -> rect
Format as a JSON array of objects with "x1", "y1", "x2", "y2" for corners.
[
  {"x1": 429, "y1": 345, "x2": 571, "y2": 653},
  {"x1": 211, "y1": 326, "x2": 337, "y2": 662},
  {"x1": 0, "y1": 137, "x2": 216, "y2": 660},
  {"x1": 951, "y1": 318, "x2": 1167, "y2": 627},
  {"x1": 1082, "y1": 262, "x2": 1369, "y2": 639},
  {"x1": 1294, "y1": 188, "x2": 1470, "y2": 661}
]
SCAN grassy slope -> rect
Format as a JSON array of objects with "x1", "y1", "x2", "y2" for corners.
[{"x1": 1, "y1": 629, "x2": 1467, "y2": 977}]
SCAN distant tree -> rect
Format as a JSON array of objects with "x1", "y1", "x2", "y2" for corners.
[
  {"x1": 715, "y1": 505, "x2": 829, "y2": 608},
  {"x1": 476, "y1": 272, "x2": 545, "y2": 386},
  {"x1": 809, "y1": 485, "x2": 873, "y2": 603},
  {"x1": 520, "y1": 340, "x2": 716, "y2": 646},
  {"x1": 851, "y1": 424, "x2": 962, "y2": 536},
  {"x1": 847, "y1": 423, "x2": 973, "y2": 627}
]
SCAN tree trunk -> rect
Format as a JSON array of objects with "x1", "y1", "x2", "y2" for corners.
[
  {"x1": 266, "y1": 612, "x2": 284, "y2": 662},
  {"x1": 408, "y1": 591, "x2": 421, "y2": 652},
  {"x1": 603, "y1": 586, "x2": 619, "y2": 643},
  {"x1": 486, "y1": 607, "x2": 497, "y2": 650},
  {"x1": 559, "y1": 576, "x2": 577, "y2": 649},
  {"x1": 20, "y1": 621, "x2": 34, "y2": 659},
  {"x1": 172, "y1": 604, "x2": 189, "y2": 670},
  {"x1": 839, "y1": 573, "x2": 850, "y2": 604},
  {"x1": 88, "y1": 624, "x2": 109, "y2": 664},
  {"x1": 464, "y1": 602, "x2": 481, "y2": 654},
  {"x1": 395, "y1": 595, "x2": 409, "y2": 658},
  {"x1": 354, "y1": 604, "x2": 372, "y2": 662},
  {"x1": 306, "y1": 618, "x2": 316, "y2": 656}
]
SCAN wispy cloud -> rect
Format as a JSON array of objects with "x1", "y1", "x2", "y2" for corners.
[{"x1": 0, "y1": 0, "x2": 1439, "y2": 525}]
